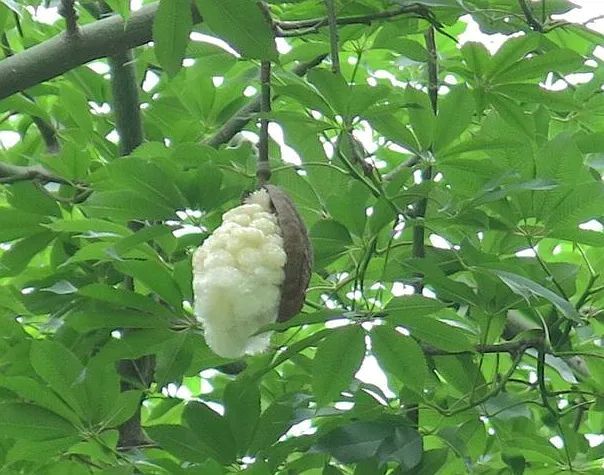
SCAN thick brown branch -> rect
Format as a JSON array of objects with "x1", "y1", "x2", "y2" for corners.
[
  {"x1": 108, "y1": 50, "x2": 143, "y2": 156},
  {"x1": 0, "y1": 3, "x2": 160, "y2": 100},
  {"x1": 0, "y1": 2, "x2": 432, "y2": 101}
]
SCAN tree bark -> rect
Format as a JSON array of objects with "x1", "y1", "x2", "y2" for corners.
[{"x1": 0, "y1": 3, "x2": 159, "y2": 100}]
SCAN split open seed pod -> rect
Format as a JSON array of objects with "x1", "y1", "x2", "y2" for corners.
[{"x1": 263, "y1": 184, "x2": 313, "y2": 322}]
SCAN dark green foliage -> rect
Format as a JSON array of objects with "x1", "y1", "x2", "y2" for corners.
[{"x1": 0, "y1": 0, "x2": 602, "y2": 473}]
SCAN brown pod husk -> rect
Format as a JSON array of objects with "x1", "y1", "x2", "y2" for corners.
[{"x1": 263, "y1": 184, "x2": 313, "y2": 322}]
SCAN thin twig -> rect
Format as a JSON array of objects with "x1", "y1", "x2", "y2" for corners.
[
  {"x1": 59, "y1": 0, "x2": 79, "y2": 35},
  {"x1": 411, "y1": 26, "x2": 437, "y2": 275},
  {"x1": 105, "y1": 33, "x2": 152, "y2": 448},
  {"x1": 276, "y1": 4, "x2": 437, "y2": 34},
  {"x1": 0, "y1": 162, "x2": 70, "y2": 184},
  {"x1": 257, "y1": 61, "x2": 272, "y2": 185},
  {"x1": 517, "y1": 0, "x2": 543, "y2": 32},
  {"x1": 422, "y1": 339, "x2": 542, "y2": 356},
  {"x1": 324, "y1": 0, "x2": 340, "y2": 74},
  {"x1": 407, "y1": 25, "x2": 438, "y2": 428}
]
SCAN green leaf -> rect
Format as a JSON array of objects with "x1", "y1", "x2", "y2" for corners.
[
  {"x1": 30, "y1": 340, "x2": 89, "y2": 418},
  {"x1": 154, "y1": 332, "x2": 194, "y2": 386},
  {"x1": 85, "y1": 190, "x2": 177, "y2": 220},
  {"x1": 257, "y1": 309, "x2": 346, "y2": 333},
  {"x1": 310, "y1": 220, "x2": 352, "y2": 266},
  {"x1": 315, "y1": 421, "x2": 393, "y2": 464},
  {"x1": 373, "y1": 37, "x2": 428, "y2": 62},
  {"x1": 384, "y1": 304, "x2": 473, "y2": 352},
  {"x1": 104, "y1": 0, "x2": 130, "y2": 20},
  {"x1": 111, "y1": 224, "x2": 172, "y2": 256},
  {"x1": 369, "y1": 197, "x2": 396, "y2": 235},
  {"x1": 82, "y1": 357, "x2": 120, "y2": 425},
  {"x1": 385, "y1": 295, "x2": 445, "y2": 317},
  {"x1": 145, "y1": 425, "x2": 212, "y2": 463},
  {"x1": 307, "y1": 69, "x2": 350, "y2": 116},
  {"x1": 461, "y1": 42, "x2": 491, "y2": 76},
  {"x1": 8, "y1": 181, "x2": 60, "y2": 217},
  {"x1": 115, "y1": 259, "x2": 182, "y2": 309},
  {"x1": 0, "y1": 376, "x2": 81, "y2": 426},
  {"x1": 224, "y1": 379, "x2": 261, "y2": 454},
  {"x1": 0, "y1": 231, "x2": 54, "y2": 277},
  {"x1": 5, "y1": 437, "x2": 80, "y2": 464},
  {"x1": 0, "y1": 208, "x2": 44, "y2": 241},
  {"x1": 371, "y1": 325, "x2": 427, "y2": 393},
  {"x1": 97, "y1": 158, "x2": 187, "y2": 210},
  {"x1": 0, "y1": 403, "x2": 77, "y2": 441},
  {"x1": 546, "y1": 183, "x2": 604, "y2": 231},
  {"x1": 369, "y1": 114, "x2": 420, "y2": 154},
  {"x1": 405, "y1": 87, "x2": 434, "y2": 150},
  {"x1": 312, "y1": 325, "x2": 365, "y2": 405},
  {"x1": 195, "y1": 0, "x2": 277, "y2": 61},
  {"x1": 44, "y1": 218, "x2": 130, "y2": 236},
  {"x1": 153, "y1": 0, "x2": 193, "y2": 76},
  {"x1": 487, "y1": 269, "x2": 580, "y2": 322},
  {"x1": 433, "y1": 354, "x2": 487, "y2": 397},
  {"x1": 78, "y1": 283, "x2": 174, "y2": 317},
  {"x1": 104, "y1": 390, "x2": 143, "y2": 427},
  {"x1": 376, "y1": 425, "x2": 422, "y2": 470},
  {"x1": 434, "y1": 85, "x2": 474, "y2": 152},
  {"x1": 405, "y1": 448, "x2": 448, "y2": 475},
  {"x1": 489, "y1": 93, "x2": 534, "y2": 138},
  {"x1": 486, "y1": 34, "x2": 541, "y2": 79},
  {"x1": 184, "y1": 401, "x2": 237, "y2": 464},
  {"x1": 249, "y1": 397, "x2": 297, "y2": 453},
  {"x1": 58, "y1": 83, "x2": 94, "y2": 137},
  {"x1": 494, "y1": 48, "x2": 584, "y2": 84},
  {"x1": 326, "y1": 181, "x2": 368, "y2": 237}
]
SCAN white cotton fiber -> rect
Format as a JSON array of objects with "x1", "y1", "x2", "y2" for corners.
[{"x1": 192, "y1": 189, "x2": 286, "y2": 358}]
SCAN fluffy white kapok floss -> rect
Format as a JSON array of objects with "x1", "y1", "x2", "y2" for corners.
[{"x1": 192, "y1": 189, "x2": 287, "y2": 358}]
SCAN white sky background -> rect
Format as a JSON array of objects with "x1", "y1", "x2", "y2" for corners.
[{"x1": 6, "y1": 0, "x2": 604, "y2": 447}]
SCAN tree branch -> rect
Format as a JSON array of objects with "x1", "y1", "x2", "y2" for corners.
[
  {"x1": 257, "y1": 61, "x2": 272, "y2": 185},
  {"x1": 101, "y1": 19, "x2": 152, "y2": 446},
  {"x1": 0, "y1": 162, "x2": 69, "y2": 184},
  {"x1": 407, "y1": 25, "x2": 438, "y2": 428},
  {"x1": 517, "y1": 0, "x2": 544, "y2": 32},
  {"x1": 411, "y1": 26, "x2": 437, "y2": 285},
  {"x1": 59, "y1": 0, "x2": 79, "y2": 35},
  {"x1": 324, "y1": 0, "x2": 340, "y2": 74},
  {"x1": 108, "y1": 50, "x2": 143, "y2": 156},
  {"x1": 0, "y1": 3, "x2": 160, "y2": 100},
  {"x1": 204, "y1": 54, "x2": 327, "y2": 148},
  {"x1": 422, "y1": 339, "x2": 542, "y2": 356},
  {"x1": 0, "y1": 2, "x2": 432, "y2": 101},
  {"x1": 275, "y1": 4, "x2": 435, "y2": 36},
  {"x1": 31, "y1": 115, "x2": 60, "y2": 154}
]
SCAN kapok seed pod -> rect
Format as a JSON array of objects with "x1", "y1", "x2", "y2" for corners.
[{"x1": 263, "y1": 184, "x2": 313, "y2": 322}]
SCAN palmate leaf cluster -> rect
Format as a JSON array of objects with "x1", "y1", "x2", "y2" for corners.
[{"x1": 0, "y1": 0, "x2": 603, "y2": 473}]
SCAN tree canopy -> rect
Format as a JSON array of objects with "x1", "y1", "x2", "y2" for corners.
[{"x1": 0, "y1": 0, "x2": 603, "y2": 473}]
